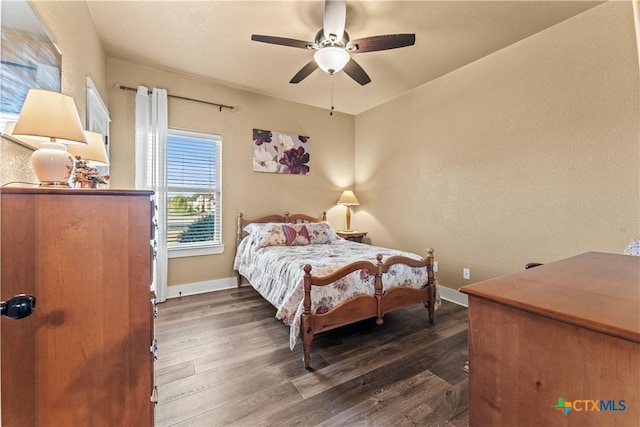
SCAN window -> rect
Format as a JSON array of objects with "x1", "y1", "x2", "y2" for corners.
[{"x1": 166, "y1": 128, "x2": 222, "y2": 258}]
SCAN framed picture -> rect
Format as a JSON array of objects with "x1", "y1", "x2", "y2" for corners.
[{"x1": 253, "y1": 128, "x2": 310, "y2": 175}]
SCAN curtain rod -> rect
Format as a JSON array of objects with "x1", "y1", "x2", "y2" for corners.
[{"x1": 112, "y1": 83, "x2": 237, "y2": 112}]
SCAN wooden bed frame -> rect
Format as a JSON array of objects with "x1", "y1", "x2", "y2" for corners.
[{"x1": 236, "y1": 212, "x2": 437, "y2": 368}]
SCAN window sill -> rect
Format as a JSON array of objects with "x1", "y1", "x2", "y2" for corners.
[{"x1": 168, "y1": 244, "x2": 224, "y2": 259}]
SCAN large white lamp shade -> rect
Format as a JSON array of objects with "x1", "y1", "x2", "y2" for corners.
[{"x1": 12, "y1": 89, "x2": 87, "y2": 186}]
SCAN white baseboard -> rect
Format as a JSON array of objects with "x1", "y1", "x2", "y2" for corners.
[
  {"x1": 165, "y1": 276, "x2": 238, "y2": 299},
  {"x1": 437, "y1": 284, "x2": 468, "y2": 307},
  {"x1": 167, "y1": 278, "x2": 468, "y2": 308}
]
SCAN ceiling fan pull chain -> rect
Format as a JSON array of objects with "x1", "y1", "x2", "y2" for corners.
[{"x1": 330, "y1": 74, "x2": 335, "y2": 116}]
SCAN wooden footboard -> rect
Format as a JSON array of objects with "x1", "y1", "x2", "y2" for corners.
[{"x1": 301, "y1": 248, "x2": 436, "y2": 369}]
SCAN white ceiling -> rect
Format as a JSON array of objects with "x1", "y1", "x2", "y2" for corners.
[{"x1": 85, "y1": 0, "x2": 602, "y2": 115}]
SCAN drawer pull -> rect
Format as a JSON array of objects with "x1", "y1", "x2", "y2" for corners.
[
  {"x1": 150, "y1": 339, "x2": 158, "y2": 360},
  {"x1": 150, "y1": 239, "x2": 158, "y2": 259}
]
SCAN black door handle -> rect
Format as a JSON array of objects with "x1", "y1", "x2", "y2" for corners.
[{"x1": 1, "y1": 294, "x2": 36, "y2": 320}]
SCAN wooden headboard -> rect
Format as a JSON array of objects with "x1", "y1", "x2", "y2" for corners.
[{"x1": 236, "y1": 211, "x2": 327, "y2": 247}]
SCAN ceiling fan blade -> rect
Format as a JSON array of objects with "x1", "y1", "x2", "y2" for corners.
[
  {"x1": 342, "y1": 58, "x2": 371, "y2": 86},
  {"x1": 251, "y1": 35, "x2": 311, "y2": 49},
  {"x1": 323, "y1": 0, "x2": 346, "y2": 42},
  {"x1": 348, "y1": 34, "x2": 416, "y2": 53},
  {"x1": 289, "y1": 60, "x2": 319, "y2": 84}
]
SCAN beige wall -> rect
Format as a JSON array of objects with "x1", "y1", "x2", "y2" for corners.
[
  {"x1": 1, "y1": 1, "x2": 106, "y2": 184},
  {"x1": 0, "y1": 138, "x2": 37, "y2": 184},
  {"x1": 355, "y1": 1, "x2": 640, "y2": 290},
  {"x1": 107, "y1": 59, "x2": 355, "y2": 286},
  {"x1": 29, "y1": 0, "x2": 108, "y2": 124}
]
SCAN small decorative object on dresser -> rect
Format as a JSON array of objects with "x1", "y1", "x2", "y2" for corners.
[
  {"x1": 69, "y1": 130, "x2": 110, "y2": 188},
  {"x1": 72, "y1": 156, "x2": 109, "y2": 188},
  {"x1": 336, "y1": 230, "x2": 367, "y2": 243}
]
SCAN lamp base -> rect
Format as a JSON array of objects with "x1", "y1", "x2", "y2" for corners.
[
  {"x1": 345, "y1": 206, "x2": 352, "y2": 232},
  {"x1": 39, "y1": 181, "x2": 72, "y2": 188},
  {"x1": 31, "y1": 142, "x2": 74, "y2": 187}
]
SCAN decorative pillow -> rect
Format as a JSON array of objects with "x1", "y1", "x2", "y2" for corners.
[
  {"x1": 305, "y1": 221, "x2": 339, "y2": 244},
  {"x1": 282, "y1": 224, "x2": 310, "y2": 246},
  {"x1": 243, "y1": 222, "x2": 287, "y2": 248}
]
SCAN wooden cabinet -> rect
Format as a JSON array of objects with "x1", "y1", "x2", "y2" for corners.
[
  {"x1": 1, "y1": 188, "x2": 155, "y2": 426},
  {"x1": 461, "y1": 252, "x2": 640, "y2": 427}
]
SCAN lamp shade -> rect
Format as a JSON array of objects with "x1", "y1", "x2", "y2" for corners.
[
  {"x1": 336, "y1": 190, "x2": 359, "y2": 206},
  {"x1": 314, "y1": 47, "x2": 350, "y2": 74},
  {"x1": 68, "y1": 131, "x2": 109, "y2": 165},
  {"x1": 12, "y1": 89, "x2": 87, "y2": 145}
]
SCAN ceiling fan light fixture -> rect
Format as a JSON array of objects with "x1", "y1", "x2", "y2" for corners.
[{"x1": 314, "y1": 47, "x2": 350, "y2": 74}]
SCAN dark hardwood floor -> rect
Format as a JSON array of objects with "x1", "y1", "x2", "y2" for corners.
[{"x1": 154, "y1": 287, "x2": 469, "y2": 427}]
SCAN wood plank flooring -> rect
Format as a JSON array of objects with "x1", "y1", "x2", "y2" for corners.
[{"x1": 154, "y1": 287, "x2": 469, "y2": 427}]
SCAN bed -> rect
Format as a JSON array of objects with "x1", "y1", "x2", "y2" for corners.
[{"x1": 233, "y1": 212, "x2": 439, "y2": 368}]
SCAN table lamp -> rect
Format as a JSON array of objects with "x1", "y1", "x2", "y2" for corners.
[
  {"x1": 68, "y1": 130, "x2": 109, "y2": 165},
  {"x1": 336, "y1": 190, "x2": 359, "y2": 231},
  {"x1": 12, "y1": 89, "x2": 87, "y2": 186}
]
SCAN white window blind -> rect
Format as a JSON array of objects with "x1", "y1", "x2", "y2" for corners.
[{"x1": 167, "y1": 128, "x2": 221, "y2": 253}]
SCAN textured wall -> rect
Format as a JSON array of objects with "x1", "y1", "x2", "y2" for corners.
[
  {"x1": 107, "y1": 59, "x2": 356, "y2": 285},
  {"x1": 354, "y1": 1, "x2": 640, "y2": 289},
  {"x1": 30, "y1": 0, "x2": 108, "y2": 124},
  {"x1": 0, "y1": 137, "x2": 36, "y2": 185}
]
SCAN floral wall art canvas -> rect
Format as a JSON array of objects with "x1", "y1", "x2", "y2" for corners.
[{"x1": 253, "y1": 128, "x2": 310, "y2": 175}]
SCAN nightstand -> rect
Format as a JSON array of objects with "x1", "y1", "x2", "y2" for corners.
[{"x1": 336, "y1": 231, "x2": 367, "y2": 243}]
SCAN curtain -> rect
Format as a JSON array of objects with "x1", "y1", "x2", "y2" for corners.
[{"x1": 135, "y1": 86, "x2": 168, "y2": 303}]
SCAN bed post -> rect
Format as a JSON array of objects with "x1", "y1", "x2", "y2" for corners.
[
  {"x1": 236, "y1": 213, "x2": 244, "y2": 287},
  {"x1": 426, "y1": 248, "x2": 435, "y2": 324},
  {"x1": 322, "y1": 211, "x2": 327, "y2": 221},
  {"x1": 374, "y1": 254, "x2": 384, "y2": 326},
  {"x1": 302, "y1": 264, "x2": 314, "y2": 369}
]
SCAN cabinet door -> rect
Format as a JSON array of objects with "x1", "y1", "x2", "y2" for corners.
[
  {"x1": 1, "y1": 193, "x2": 38, "y2": 425},
  {"x1": 1, "y1": 191, "x2": 153, "y2": 426}
]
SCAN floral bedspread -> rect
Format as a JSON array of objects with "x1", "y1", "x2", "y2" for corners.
[{"x1": 234, "y1": 238, "x2": 439, "y2": 349}]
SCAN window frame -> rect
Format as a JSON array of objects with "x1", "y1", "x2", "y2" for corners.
[{"x1": 166, "y1": 127, "x2": 223, "y2": 259}]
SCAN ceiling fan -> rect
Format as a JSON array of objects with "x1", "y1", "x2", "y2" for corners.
[{"x1": 251, "y1": 0, "x2": 415, "y2": 86}]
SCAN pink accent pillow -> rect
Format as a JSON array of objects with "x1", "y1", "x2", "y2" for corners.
[{"x1": 282, "y1": 224, "x2": 310, "y2": 246}]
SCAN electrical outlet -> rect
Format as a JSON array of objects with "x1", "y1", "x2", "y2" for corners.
[
  {"x1": 433, "y1": 261, "x2": 438, "y2": 272},
  {"x1": 463, "y1": 268, "x2": 470, "y2": 280}
]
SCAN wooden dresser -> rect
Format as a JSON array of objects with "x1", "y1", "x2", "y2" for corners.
[
  {"x1": 461, "y1": 252, "x2": 640, "y2": 426},
  {"x1": 1, "y1": 187, "x2": 156, "y2": 426}
]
